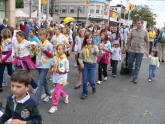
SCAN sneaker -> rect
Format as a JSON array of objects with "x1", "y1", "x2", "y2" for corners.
[
  {"x1": 112, "y1": 74, "x2": 117, "y2": 78},
  {"x1": 92, "y1": 88, "x2": 96, "y2": 93},
  {"x1": 104, "y1": 77, "x2": 108, "y2": 81},
  {"x1": 148, "y1": 79, "x2": 152, "y2": 82},
  {"x1": 0, "y1": 88, "x2": 3, "y2": 92},
  {"x1": 73, "y1": 63, "x2": 78, "y2": 67},
  {"x1": 96, "y1": 80, "x2": 102, "y2": 85},
  {"x1": 74, "y1": 83, "x2": 82, "y2": 89},
  {"x1": 132, "y1": 80, "x2": 138, "y2": 84},
  {"x1": 49, "y1": 106, "x2": 58, "y2": 113},
  {"x1": 64, "y1": 95, "x2": 69, "y2": 104},
  {"x1": 43, "y1": 95, "x2": 52, "y2": 102},
  {"x1": 80, "y1": 95, "x2": 87, "y2": 100}
]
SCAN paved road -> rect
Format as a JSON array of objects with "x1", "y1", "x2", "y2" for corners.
[{"x1": 0, "y1": 54, "x2": 165, "y2": 124}]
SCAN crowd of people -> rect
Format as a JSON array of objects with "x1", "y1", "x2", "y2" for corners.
[{"x1": 0, "y1": 17, "x2": 165, "y2": 123}]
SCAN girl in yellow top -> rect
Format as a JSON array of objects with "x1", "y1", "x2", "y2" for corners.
[{"x1": 148, "y1": 28, "x2": 156, "y2": 54}]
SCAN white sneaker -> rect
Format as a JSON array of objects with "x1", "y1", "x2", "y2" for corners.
[
  {"x1": 104, "y1": 77, "x2": 108, "y2": 81},
  {"x1": 73, "y1": 63, "x2": 77, "y2": 67},
  {"x1": 49, "y1": 106, "x2": 58, "y2": 113},
  {"x1": 148, "y1": 79, "x2": 152, "y2": 82},
  {"x1": 96, "y1": 81, "x2": 102, "y2": 85},
  {"x1": 43, "y1": 95, "x2": 52, "y2": 102},
  {"x1": 64, "y1": 95, "x2": 69, "y2": 104}
]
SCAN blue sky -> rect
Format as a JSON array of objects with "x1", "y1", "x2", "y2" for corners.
[{"x1": 110, "y1": 0, "x2": 165, "y2": 28}]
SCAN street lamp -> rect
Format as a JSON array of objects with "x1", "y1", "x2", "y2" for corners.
[{"x1": 77, "y1": 6, "x2": 80, "y2": 24}]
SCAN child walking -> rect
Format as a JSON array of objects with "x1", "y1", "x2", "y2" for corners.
[
  {"x1": 74, "y1": 30, "x2": 84, "y2": 89},
  {"x1": 13, "y1": 31, "x2": 38, "y2": 93},
  {"x1": 148, "y1": 49, "x2": 159, "y2": 82},
  {"x1": 0, "y1": 29, "x2": 13, "y2": 92},
  {"x1": 34, "y1": 28, "x2": 54, "y2": 105},
  {"x1": 0, "y1": 69, "x2": 42, "y2": 124},
  {"x1": 49, "y1": 44, "x2": 69, "y2": 113},
  {"x1": 97, "y1": 32, "x2": 111, "y2": 85},
  {"x1": 111, "y1": 40, "x2": 121, "y2": 77},
  {"x1": 78, "y1": 33, "x2": 100, "y2": 99}
]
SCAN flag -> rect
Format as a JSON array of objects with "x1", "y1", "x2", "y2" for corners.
[
  {"x1": 85, "y1": 0, "x2": 88, "y2": 5},
  {"x1": 128, "y1": 3, "x2": 133, "y2": 11}
]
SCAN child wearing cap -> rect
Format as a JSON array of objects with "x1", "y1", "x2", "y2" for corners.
[{"x1": 111, "y1": 40, "x2": 121, "y2": 77}]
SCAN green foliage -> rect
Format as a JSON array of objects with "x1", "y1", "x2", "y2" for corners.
[
  {"x1": 16, "y1": 0, "x2": 24, "y2": 8},
  {"x1": 125, "y1": 5, "x2": 157, "y2": 28}
]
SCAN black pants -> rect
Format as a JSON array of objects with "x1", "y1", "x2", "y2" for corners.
[
  {"x1": 98, "y1": 60, "x2": 107, "y2": 81},
  {"x1": 0, "y1": 63, "x2": 13, "y2": 88},
  {"x1": 112, "y1": 60, "x2": 118, "y2": 75}
]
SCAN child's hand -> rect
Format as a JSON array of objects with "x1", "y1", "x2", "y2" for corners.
[
  {"x1": 41, "y1": 47, "x2": 44, "y2": 51},
  {"x1": 0, "y1": 59, "x2": 2, "y2": 63},
  {"x1": 51, "y1": 67, "x2": 55, "y2": 72},
  {"x1": 30, "y1": 54, "x2": 33, "y2": 58},
  {"x1": 11, "y1": 119, "x2": 26, "y2": 124},
  {"x1": 80, "y1": 64, "x2": 84, "y2": 69}
]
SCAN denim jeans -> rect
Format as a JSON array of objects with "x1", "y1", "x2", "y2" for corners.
[
  {"x1": 34, "y1": 68, "x2": 51, "y2": 105},
  {"x1": 2, "y1": 67, "x2": 8, "y2": 84},
  {"x1": 15, "y1": 61, "x2": 37, "y2": 89},
  {"x1": 82, "y1": 62, "x2": 96, "y2": 96},
  {"x1": 0, "y1": 63, "x2": 13, "y2": 88},
  {"x1": 112, "y1": 60, "x2": 118, "y2": 75},
  {"x1": 149, "y1": 65, "x2": 156, "y2": 80},
  {"x1": 128, "y1": 52, "x2": 144, "y2": 81},
  {"x1": 149, "y1": 42, "x2": 153, "y2": 54}
]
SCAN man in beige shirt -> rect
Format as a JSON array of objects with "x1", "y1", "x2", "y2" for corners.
[{"x1": 127, "y1": 19, "x2": 149, "y2": 84}]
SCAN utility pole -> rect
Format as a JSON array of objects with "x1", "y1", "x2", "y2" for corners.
[
  {"x1": 46, "y1": 0, "x2": 50, "y2": 20},
  {"x1": 50, "y1": 0, "x2": 54, "y2": 17},
  {"x1": 108, "y1": 0, "x2": 111, "y2": 27},
  {"x1": 29, "y1": 0, "x2": 32, "y2": 18},
  {"x1": 37, "y1": 0, "x2": 41, "y2": 22},
  {"x1": 77, "y1": 6, "x2": 80, "y2": 24},
  {"x1": 85, "y1": 5, "x2": 89, "y2": 26}
]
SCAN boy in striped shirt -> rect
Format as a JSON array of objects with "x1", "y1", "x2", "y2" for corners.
[{"x1": 0, "y1": 70, "x2": 42, "y2": 124}]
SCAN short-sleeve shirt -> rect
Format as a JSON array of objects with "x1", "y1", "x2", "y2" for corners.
[{"x1": 129, "y1": 28, "x2": 149, "y2": 54}]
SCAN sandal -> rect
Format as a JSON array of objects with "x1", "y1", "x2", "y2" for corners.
[{"x1": 74, "y1": 83, "x2": 82, "y2": 89}]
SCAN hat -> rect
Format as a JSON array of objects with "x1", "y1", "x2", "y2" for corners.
[{"x1": 113, "y1": 40, "x2": 119, "y2": 45}]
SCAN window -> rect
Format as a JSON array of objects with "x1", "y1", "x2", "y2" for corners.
[
  {"x1": 89, "y1": 5, "x2": 94, "y2": 14},
  {"x1": 78, "y1": 5, "x2": 84, "y2": 13},
  {"x1": 70, "y1": 6, "x2": 74, "y2": 13},
  {"x1": 55, "y1": 5, "x2": 59, "y2": 13},
  {"x1": 61, "y1": 5, "x2": 66, "y2": 13},
  {"x1": 96, "y1": 5, "x2": 100, "y2": 14}
]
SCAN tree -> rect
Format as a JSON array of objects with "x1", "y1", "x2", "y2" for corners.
[
  {"x1": 16, "y1": 0, "x2": 24, "y2": 8},
  {"x1": 126, "y1": 5, "x2": 157, "y2": 28}
]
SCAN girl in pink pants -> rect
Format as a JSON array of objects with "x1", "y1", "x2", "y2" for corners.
[{"x1": 49, "y1": 44, "x2": 69, "y2": 114}]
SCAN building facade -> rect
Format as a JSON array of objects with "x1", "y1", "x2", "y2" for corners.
[
  {"x1": 18, "y1": 0, "x2": 110, "y2": 25},
  {"x1": 0, "y1": 0, "x2": 16, "y2": 26},
  {"x1": 52, "y1": 0, "x2": 110, "y2": 25}
]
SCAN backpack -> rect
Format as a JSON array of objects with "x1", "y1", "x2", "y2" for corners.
[{"x1": 160, "y1": 31, "x2": 165, "y2": 43}]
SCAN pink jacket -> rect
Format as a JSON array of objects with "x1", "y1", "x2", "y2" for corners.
[{"x1": 97, "y1": 52, "x2": 110, "y2": 64}]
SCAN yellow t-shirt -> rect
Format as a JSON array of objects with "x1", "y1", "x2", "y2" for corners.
[{"x1": 148, "y1": 31, "x2": 156, "y2": 42}]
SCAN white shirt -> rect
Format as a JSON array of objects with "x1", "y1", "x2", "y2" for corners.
[{"x1": 74, "y1": 36, "x2": 83, "y2": 53}]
